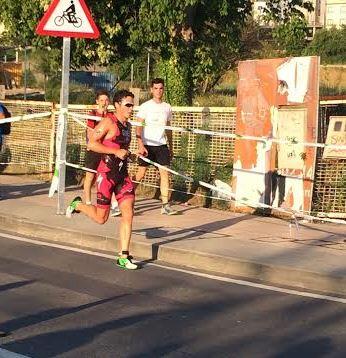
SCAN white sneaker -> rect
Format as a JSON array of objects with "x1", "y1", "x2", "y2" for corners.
[
  {"x1": 161, "y1": 203, "x2": 178, "y2": 215},
  {"x1": 110, "y1": 207, "x2": 121, "y2": 217}
]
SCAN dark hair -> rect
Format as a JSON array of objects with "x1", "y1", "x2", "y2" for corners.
[
  {"x1": 95, "y1": 89, "x2": 110, "y2": 100},
  {"x1": 113, "y1": 90, "x2": 134, "y2": 104},
  {"x1": 151, "y1": 78, "x2": 164, "y2": 87}
]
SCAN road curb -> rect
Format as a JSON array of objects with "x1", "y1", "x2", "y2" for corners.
[{"x1": 0, "y1": 213, "x2": 345, "y2": 296}]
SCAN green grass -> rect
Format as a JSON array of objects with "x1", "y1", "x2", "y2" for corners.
[{"x1": 193, "y1": 93, "x2": 236, "y2": 107}]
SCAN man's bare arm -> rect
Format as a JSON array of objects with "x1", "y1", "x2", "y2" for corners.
[{"x1": 136, "y1": 117, "x2": 148, "y2": 156}]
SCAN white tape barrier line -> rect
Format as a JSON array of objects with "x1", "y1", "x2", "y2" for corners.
[
  {"x1": 68, "y1": 115, "x2": 345, "y2": 225},
  {"x1": 65, "y1": 161, "x2": 97, "y2": 174},
  {"x1": 64, "y1": 161, "x2": 235, "y2": 204},
  {"x1": 64, "y1": 157, "x2": 344, "y2": 226},
  {"x1": 132, "y1": 180, "x2": 233, "y2": 203},
  {"x1": 70, "y1": 115, "x2": 90, "y2": 129},
  {"x1": 0, "y1": 112, "x2": 52, "y2": 124},
  {"x1": 0, "y1": 162, "x2": 50, "y2": 165},
  {"x1": 69, "y1": 112, "x2": 143, "y2": 129},
  {"x1": 1, "y1": 232, "x2": 345, "y2": 305},
  {"x1": 137, "y1": 155, "x2": 346, "y2": 225},
  {"x1": 68, "y1": 111, "x2": 346, "y2": 151}
]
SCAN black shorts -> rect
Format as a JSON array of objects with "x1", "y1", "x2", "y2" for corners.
[
  {"x1": 85, "y1": 150, "x2": 102, "y2": 171},
  {"x1": 138, "y1": 145, "x2": 170, "y2": 167}
]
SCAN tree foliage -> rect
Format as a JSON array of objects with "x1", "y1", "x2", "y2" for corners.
[
  {"x1": 128, "y1": 1, "x2": 252, "y2": 100},
  {"x1": 261, "y1": 0, "x2": 313, "y2": 24},
  {"x1": 272, "y1": 14, "x2": 309, "y2": 56},
  {"x1": 258, "y1": 0, "x2": 313, "y2": 57},
  {"x1": 304, "y1": 26, "x2": 346, "y2": 64},
  {"x1": 0, "y1": 1, "x2": 253, "y2": 103}
]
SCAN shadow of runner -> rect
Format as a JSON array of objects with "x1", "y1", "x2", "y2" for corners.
[
  {"x1": 0, "y1": 280, "x2": 35, "y2": 293},
  {"x1": 2, "y1": 312, "x2": 163, "y2": 358},
  {"x1": 0, "y1": 182, "x2": 81, "y2": 201},
  {"x1": 1, "y1": 294, "x2": 129, "y2": 333},
  {"x1": 273, "y1": 337, "x2": 334, "y2": 358}
]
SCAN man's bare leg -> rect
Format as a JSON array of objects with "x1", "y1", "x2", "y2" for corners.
[
  {"x1": 118, "y1": 197, "x2": 134, "y2": 256},
  {"x1": 133, "y1": 166, "x2": 147, "y2": 190},
  {"x1": 67, "y1": 197, "x2": 109, "y2": 224},
  {"x1": 159, "y1": 167, "x2": 177, "y2": 215},
  {"x1": 83, "y1": 172, "x2": 95, "y2": 204},
  {"x1": 116, "y1": 197, "x2": 137, "y2": 269},
  {"x1": 159, "y1": 167, "x2": 170, "y2": 205}
]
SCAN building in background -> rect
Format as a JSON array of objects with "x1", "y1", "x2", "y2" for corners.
[
  {"x1": 252, "y1": 1, "x2": 346, "y2": 37},
  {"x1": 325, "y1": 0, "x2": 346, "y2": 28}
]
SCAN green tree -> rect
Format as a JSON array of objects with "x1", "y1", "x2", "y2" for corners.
[
  {"x1": 304, "y1": 26, "x2": 346, "y2": 64},
  {"x1": 0, "y1": 1, "x2": 253, "y2": 104},
  {"x1": 129, "y1": 1, "x2": 252, "y2": 104},
  {"x1": 262, "y1": 0, "x2": 313, "y2": 24},
  {"x1": 261, "y1": 0, "x2": 313, "y2": 57},
  {"x1": 272, "y1": 14, "x2": 309, "y2": 56}
]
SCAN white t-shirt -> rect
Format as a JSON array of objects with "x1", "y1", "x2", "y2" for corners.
[{"x1": 136, "y1": 99, "x2": 172, "y2": 146}]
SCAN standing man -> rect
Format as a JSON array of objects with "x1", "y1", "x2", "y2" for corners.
[
  {"x1": 134, "y1": 78, "x2": 177, "y2": 215},
  {"x1": 66, "y1": 90, "x2": 139, "y2": 270},
  {"x1": 84, "y1": 90, "x2": 120, "y2": 216}
]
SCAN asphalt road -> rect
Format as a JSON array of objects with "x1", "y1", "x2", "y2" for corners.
[{"x1": 0, "y1": 231, "x2": 345, "y2": 358}]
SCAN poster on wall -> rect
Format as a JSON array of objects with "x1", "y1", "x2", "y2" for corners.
[
  {"x1": 232, "y1": 56, "x2": 319, "y2": 213},
  {"x1": 277, "y1": 108, "x2": 307, "y2": 171}
]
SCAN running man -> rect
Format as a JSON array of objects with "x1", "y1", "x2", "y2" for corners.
[
  {"x1": 66, "y1": 90, "x2": 139, "y2": 270},
  {"x1": 134, "y1": 78, "x2": 178, "y2": 215}
]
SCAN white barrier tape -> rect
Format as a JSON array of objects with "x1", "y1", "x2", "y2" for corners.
[
  {"x1": 69, "y1": 113, "x2": 345, "y2": 225},
  {"x1": 138, "y1": 155, "x2": 293, "y2": 214},
  {"x1": 137, "y1": 155, "x2": 345, "y2": 225},
  {"x1": 0, "y1": 162, "x2": 50, "y2": 165},
  {"x1": 0, "y1": 112, "x2": 52, "y2": 124},
  {"x1": 67, "y1": 111, "x2": 346, "y2": 150},
  {"x1": 68, "y1": 112, "x2": 102, "y2": 122},
  {"x1": 69, "y1": 112, "x2": 144, "y2": 128},
  {"x1": 70, "y1": 115, "x2": 89, "y2": 129},
  {"x1": 64, "y1": 155, "x2": 344, "y2": 225},
  {"x1": 132, "y1": 180, "x2": 236, "y2": 203},
  {"x1": 65, "y1": 161, "x2": 97, "y2": 174}
]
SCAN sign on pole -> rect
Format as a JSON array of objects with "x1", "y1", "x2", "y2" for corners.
[
  {"x1": 36, "y1": 0, "x2": 99, "y2": 214},
  {"x1": 36, "y1": 0, "x2": 99, "y2": 38}
]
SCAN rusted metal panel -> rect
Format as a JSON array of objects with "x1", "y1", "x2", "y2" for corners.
[{"x1": 232, "y1": 56, "x2": 320, "y2": 213}]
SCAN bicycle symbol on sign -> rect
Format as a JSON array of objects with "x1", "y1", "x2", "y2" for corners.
[{"x1": 54, "y1": 0, "x2": 82, "y2": 28}]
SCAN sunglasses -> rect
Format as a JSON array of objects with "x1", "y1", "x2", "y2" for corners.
[{"x1": 122, "y1": 102, "x2": 134, "y2": 108}]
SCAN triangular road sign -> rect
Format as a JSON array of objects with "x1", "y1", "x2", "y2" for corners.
[{"x1": 36, "y1": 0, "x2": 100, "y2": 38}]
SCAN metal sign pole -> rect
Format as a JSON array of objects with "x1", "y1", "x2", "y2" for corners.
[{"x1": 57, "y1": 37, "x2": 71, "y2": 214}]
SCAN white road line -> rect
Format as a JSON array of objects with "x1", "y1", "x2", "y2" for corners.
[
  {"x1": 0, "y1": 348, "x2": 31, "y2": 358},
  {"x1": 1, "y1": 232, "x2": 345, "y2": 305}
]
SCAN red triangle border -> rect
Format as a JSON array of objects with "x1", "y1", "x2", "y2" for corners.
[{"x1": 36, "y1": 0, "x2": 100, "y2": 39}]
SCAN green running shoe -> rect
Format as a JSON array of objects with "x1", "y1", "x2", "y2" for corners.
[
  {"x1": 116, "y1": 256, "x2": 138, "y2": 270},
  {"x1": 66, "y1": 196, "x2": 82, "y2": 218}
]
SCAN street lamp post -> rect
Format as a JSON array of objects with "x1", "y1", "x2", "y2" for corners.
[{"x1": 24, "y1": 45, "x2": 27, "y2": 101}]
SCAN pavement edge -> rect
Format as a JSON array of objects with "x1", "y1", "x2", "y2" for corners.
[{"x1": 0, "y1": 213, "x2": 345, "y2": 296}]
